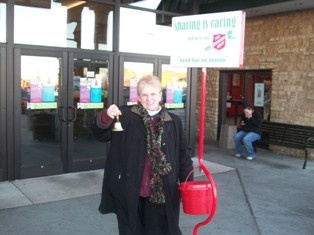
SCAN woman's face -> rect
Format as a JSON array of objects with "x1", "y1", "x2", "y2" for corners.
[
  {"x1": 138, "y1": 84, "x2": 162, "y2": 112},
  {"x1": 244, "y1": 108, "x2": 253, "y2": 117}
]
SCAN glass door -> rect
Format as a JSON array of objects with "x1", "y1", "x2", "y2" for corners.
[
  {"x1": 17, "y1": 51, "x2": 65, "y2": 179},
  {"x1": 68, "y1": 52, "x2": 112, "y2": 172},
  {"x1": 226, "y1": 72, "x2": 245, "y2": 125}
]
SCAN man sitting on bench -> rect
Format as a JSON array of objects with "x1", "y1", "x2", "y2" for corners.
[{"x1": 234, "y1": 105, "x2": 262, "y2": 160}]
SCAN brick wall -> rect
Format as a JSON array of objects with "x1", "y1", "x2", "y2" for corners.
[{"x1": 197, "y1": 9, "x2": 314, "y2": 158}]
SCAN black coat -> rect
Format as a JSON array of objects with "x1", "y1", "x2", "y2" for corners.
[
  {"x1": 239, "y1": 110, "x2": 262, "y2": 135},
  {"x1": 92, "y1": 105, "x2": 193, "y2": 234}
]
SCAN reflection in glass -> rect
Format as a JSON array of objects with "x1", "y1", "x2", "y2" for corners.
[
  {"x1": 119, "y1": 6, "x2": 172, "y2": 55},
  {"x1": 14, "y1": 1, "x2": 114, "y2": 50},
  {"x1": 161, "y1": 65, "x2": 187, "y2": 128},
  {"x1": 21, "y1": 56, "x2": 61, "y2": 165},
  {"x1": 123, "y1": 62, "x2": 154, "y2": 105},
  {"x1": 0, "y1": 2, "x2": 6, "y2": 43}
]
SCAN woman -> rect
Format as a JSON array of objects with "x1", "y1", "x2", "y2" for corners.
[
  {"x1": 234, "y1": 105, "x2": 262, "y2": 160},
  {"x1": 92, "y1": 75, "x2": 193, "y2": 235}
]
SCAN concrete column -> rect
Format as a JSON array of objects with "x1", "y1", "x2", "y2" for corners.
[{"x1": 219, "y1": 125, "x2": 237, "y2": 149}]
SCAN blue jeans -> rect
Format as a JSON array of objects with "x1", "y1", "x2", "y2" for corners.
[{"x1": 234, "y1": 131, "x2": 261, "y2": 157}]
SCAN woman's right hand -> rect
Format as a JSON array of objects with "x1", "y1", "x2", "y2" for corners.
[{"x1": 107, "y1": 104, "x2": 122, "y2": 119}]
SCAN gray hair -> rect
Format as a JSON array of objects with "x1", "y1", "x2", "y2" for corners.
[{"x1": 137, "y1": 75, "x2": 162, "y2": 95}]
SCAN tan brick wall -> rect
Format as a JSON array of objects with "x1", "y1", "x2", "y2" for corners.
[{"x1": 197, "y1": 9, "x2": 314, "y2": 158}]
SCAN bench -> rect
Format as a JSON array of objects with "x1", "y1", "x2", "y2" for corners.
[{"x1": 255, "y1": 122, "x2": 314, "y2": 169}]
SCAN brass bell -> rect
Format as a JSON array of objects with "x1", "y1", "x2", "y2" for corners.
[{"x1": 112, "y1": 115, "x2": 124, "y2": 131}]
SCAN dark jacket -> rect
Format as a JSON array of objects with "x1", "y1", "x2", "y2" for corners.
[
  {"x1": 92, "y1": 105, "x2": 193, "y2": 234},
  {"x1": 239, "y1": 110, "x2": 262, "y2": 135}
]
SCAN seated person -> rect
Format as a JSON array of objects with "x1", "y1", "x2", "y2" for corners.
[{"x1": 234, "y1": 105, "x2": 262, "y2": 160}]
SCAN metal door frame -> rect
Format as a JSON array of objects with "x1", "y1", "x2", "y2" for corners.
[
  {"x1": 0, "y1": 47, "x2": 7, "y2": 181},
  {"x1": 13, "y1": 48, "x2": 68, "y2": 179}
]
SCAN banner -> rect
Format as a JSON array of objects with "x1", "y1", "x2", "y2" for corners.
[{"x1": 171, "y1": 11, "x2": 246, "y2": 68}]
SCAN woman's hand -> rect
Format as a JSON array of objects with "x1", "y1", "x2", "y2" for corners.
[
  {"x1": 244, "y1": 109, "x2": 253, "y2": 119},
  {"x1": 107, "y1": 104, "x2": 122, "y2": 119}
]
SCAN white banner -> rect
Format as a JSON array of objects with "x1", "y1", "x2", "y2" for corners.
[{"x1": 171, "y1": 11, "x2": 246, "y2": 68}]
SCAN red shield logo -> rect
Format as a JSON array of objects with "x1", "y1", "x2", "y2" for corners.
[{"x1": 213, "y1": 34, "x2": 226, "y2": 50}]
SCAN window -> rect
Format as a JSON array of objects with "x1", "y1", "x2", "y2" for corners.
[{"x1": 14, "y1": 0, "x2": 114, "y2": 50}]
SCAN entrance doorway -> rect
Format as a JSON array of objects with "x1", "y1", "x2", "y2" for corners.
[
  {"x1": 15, "y1": 49, "x2": 112, "y2": 179},
  {"x1": 219, "y1": 70, "x2": 272, "y2": 138}
]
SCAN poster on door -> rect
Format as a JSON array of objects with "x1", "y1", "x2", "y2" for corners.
[
  {"x1": 166, "y1": 82, "x2": 183, "y2": 104},
  {"x1": 79, "y1": 78, "x2": 91, "y2": 103},
  {"x1": 42, "y1": 78, "x2": 55, "y2": 102},
  {"x1": 76, "y1": 72, "x2": 104, "y2": 109},
  {"x1": 129, "y1": 78, "x2": 138, "y2": 102},
  {"x1": 30, "y1": 79, "x2": 43, "y2": 102},
  {"x1": 28, "y1": 77, "x2": 57, "y2": 109},
  {"x1": 90, "y1": 77, "x2": 102, "y2": 102},
  {"x1": 254, "y1": 83, "x2": 265, "y2": 107}
]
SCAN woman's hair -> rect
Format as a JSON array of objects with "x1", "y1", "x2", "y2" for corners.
[
  {"x1": 137, "y1": 75, "x2": 162, "y2": 95},
  {"x1": 244, "y1": 104, "x2": 253, "y2": 110}
]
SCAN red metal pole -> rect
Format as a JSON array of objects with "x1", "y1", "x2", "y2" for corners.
[
  {"x1": 193, "y1": 68, "x2": 218, "y2": 235},
  {"x1": 198, "y1": 68, "x2": 206, "y2": 161}
]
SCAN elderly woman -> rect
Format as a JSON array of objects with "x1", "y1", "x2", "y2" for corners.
[{"x1": 92, "y1": 75, "x2": 193, "y2": 235}]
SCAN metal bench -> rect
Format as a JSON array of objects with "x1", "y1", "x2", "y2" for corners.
[{"x1": 255, "y1": 122, "x2": 314, "y2": 169}]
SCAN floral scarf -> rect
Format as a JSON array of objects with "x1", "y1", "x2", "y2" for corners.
[{"x1": 137, "y1": 102, "x2": 172, "y2": 204}]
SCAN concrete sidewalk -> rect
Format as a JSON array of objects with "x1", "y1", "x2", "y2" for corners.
[{"x1": 0, "y1": 144, "x2": 313, "y2": 235}]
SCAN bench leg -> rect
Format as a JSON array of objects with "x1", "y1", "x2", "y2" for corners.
[{"x1": 303, "y1": 149, "x2": 308, "y2": 170}]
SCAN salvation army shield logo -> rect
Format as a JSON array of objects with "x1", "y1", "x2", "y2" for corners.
[{"x1": 213, "y1": 34, "x2": 226, "y2": 50}]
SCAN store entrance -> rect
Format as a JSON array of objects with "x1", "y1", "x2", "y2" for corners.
[{"x1": 16, "y1": 49, "x2": 112, "y2": 179}]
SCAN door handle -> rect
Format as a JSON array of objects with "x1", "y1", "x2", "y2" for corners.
[
  {"x1": 58, "y1": 107, "x2": 67, "y2": 122},
  {"x1": 68, "y1": 106, "x2": 77, "y2": 122}
]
